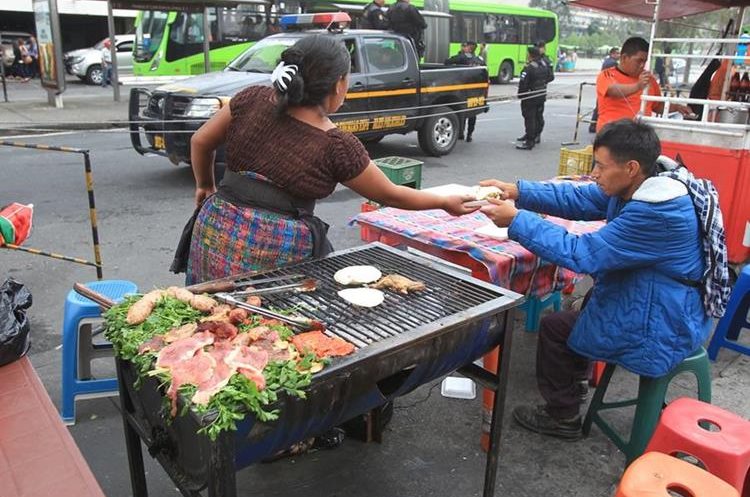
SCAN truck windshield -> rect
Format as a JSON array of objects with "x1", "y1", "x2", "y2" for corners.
[
  {"x1": 225, "y1": 37, "x2": 296, "y2": 73},
  {"x1": 135, "y1": 10, "x2": 169, "y2": 62}
]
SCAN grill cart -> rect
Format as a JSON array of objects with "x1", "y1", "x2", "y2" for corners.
[{"x1": 110, "y1": 243, "x2": 523, "y2": 497}]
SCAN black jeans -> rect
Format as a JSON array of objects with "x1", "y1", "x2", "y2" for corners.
[
  {"x1": 521, "y1": 100, "x2": 542, "y2": 145},
  {"x1": 536, "y1": 310, "x2": 589, "y2": 419}
]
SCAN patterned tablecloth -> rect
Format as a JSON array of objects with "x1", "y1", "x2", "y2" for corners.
[{"x1": 354, "y1": 208, "x2": 605, "y2": 297}]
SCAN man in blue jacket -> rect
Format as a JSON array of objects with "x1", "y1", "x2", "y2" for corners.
[{"x1": 479, "y1": 119, "x2": 711, "y2": 440}]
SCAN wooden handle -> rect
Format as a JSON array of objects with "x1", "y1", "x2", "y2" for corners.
[
  {"x1": 73, "y1": 283, "x2": 116, "y2": 310},
  {"x1": 184, "y1": 280, "x2": 235, "y2": 294}
]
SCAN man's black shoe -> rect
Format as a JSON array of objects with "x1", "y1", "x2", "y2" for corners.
[
  {"x1": 516, "y1": 134, "x2": 527, "y2": 142},
  {"x1": 535, "y1": 136, "x2": 541, "y2": 144},
  {"x1": 512, "y1": 404, "x2": 582, "y2": 440},
  {"x1": 516, "y1": 142, "x2": 534, "y2": 150},
  {"x1": 466, "y1": 134, "x2": 473, "y2": 142}
]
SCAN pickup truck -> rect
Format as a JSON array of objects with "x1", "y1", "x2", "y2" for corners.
[{"x1": 129, "y1": 28, "x2": 489, "y2": 164}]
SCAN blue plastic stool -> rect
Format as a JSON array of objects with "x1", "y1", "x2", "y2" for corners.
[
  {"x1": 61, "y1": 279, "x2": 137, "y2": 423},
  {"x1": 708, "y1": 265, "x2": 750, "y2": 361},
  {"x1": 520, "y1": 291, "x2": 562, "y2": 332}
]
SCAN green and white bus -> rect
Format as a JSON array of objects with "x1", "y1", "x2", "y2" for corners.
[
  {"x1": 132, "y1": 2, "x2": 301, "y2": 76},
  {"x1": 306, "y1": 0, "x2": 558, "y2": 83}
]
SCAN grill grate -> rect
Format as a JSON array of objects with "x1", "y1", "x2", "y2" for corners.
[{"x1": 234, "y1": 244, "x2": 509, "y2": 349}]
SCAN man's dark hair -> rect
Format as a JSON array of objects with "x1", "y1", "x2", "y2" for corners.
[
  {"x1": 609, "y1": 47, "x2": 619, "y2": 55},
  {"x1": 593, "y1": 119, "x2": 661, "y2": 176},
  {"x1": 527, "y1": 46, "x2": 541, "y2": 59},
  {"x1": 534, "y1": 40, "x2": 546, "y2": 48},
  {"x1": 621, "y1": 36, "x2": 649, "y2": 57}
]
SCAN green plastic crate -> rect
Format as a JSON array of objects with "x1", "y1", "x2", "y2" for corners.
[{"x1": 373, "y1": 156, "x2": 423, "y2": 189}]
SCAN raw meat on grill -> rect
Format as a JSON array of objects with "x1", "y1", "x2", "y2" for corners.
[
  {"x1": 226, "y1": 346, "x2": 269, "y2": 390},
  {"x1": 196, "y1": 321, "x2": 239, "y2": 341},
  {"x1": 138, "y1": 335, "x2": 166, "y2": 355},
  {"x1": 191, "y1": 294, "x2": 218, "y2": 313},
  {"x1": 371, "y1": 274, "x2": 426, "y2": 294},
  {"x1": 291, "y1": 330, "x2": 355, "y2": 359},
  {"x1": 245, "y1": 296, "x2": 262, "y2": 307},
  {"x1": 163, "y1": 323, "x2": 198, "y2": 343},
  {"x1": 156, "y1": 331, "x2": 215, "y2": 369},
  {"x1": 228, "y1": 308, "x2": 249, "y2": 324},
  {"x1": 166, "y1": 349, "x2": 217, "y2": 416},
  {"x1": 192, "y1": 343, "x2": 237, "y2": 405}
]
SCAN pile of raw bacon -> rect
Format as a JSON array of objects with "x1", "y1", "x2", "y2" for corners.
[{"x1": 104, "y1": 286, "x2": 353, "y2": 439}]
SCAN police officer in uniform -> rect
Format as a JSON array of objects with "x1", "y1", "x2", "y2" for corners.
[
  {"x1": 516, "y1": 46, "x2": 548, "y2": 150},
  {"x1": 388, "y1": 0, "x2": 427, "y2": 58},
  {"x1": 534, "y1": 41, "x2": 554, "y2": 143},
  {"x1": 446, "y1": 42, "x2": 484, "y2": 142},
  {"x1": 361, "y1": 0, "x2": 389, "y2": 30}
]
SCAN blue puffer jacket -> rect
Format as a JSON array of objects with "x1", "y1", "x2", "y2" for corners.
[{"x1": 508, "y1": 177, "x2": 712, "y2": 377}]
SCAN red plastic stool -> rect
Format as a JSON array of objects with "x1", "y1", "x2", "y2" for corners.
[
  {"x1": 645, "y1": 397, "x2": 750, "y2": 497},
  {"x1": 616, "y1": 452, "x2": 739, "y2": 497}
]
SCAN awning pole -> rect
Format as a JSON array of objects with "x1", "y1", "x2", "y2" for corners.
[
  {"x1": 641, "y1": 0, "x2": 661, "y2": 115},
  {"x1": 720, "y1": 6, "x2": 747, "y2": 101},
  {"x1": 203, "y1": 7, "x2": 211, "y2": 73},
  {"x1": 107, "y1": 0, "x2": 120, "y2": 102}
]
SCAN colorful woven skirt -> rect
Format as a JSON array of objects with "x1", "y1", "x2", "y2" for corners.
[{"x1": 186, "y1": 195, "x2": 313, "y2": 285}]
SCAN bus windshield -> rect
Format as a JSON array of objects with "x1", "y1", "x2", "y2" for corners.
[
  {"x1": 226, "y1": 37, "x2": 297, "y2": 73},
  {"x1": 135, "y1": 10, "x2": 169, "y2": 62}
]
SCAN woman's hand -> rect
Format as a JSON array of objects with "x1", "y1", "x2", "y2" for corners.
[
  {"x1": 195, "y1": 185, "x2": 217, "y2": 207},
  {"x1": 479, "y1": 198, "x2": 519, "y2": 227},
  {"x1": 442, "y1": 195, "x2": 481, "y2": 216},
  {"x1": 479, "y1": 179, "x2": 519, "y2": 200}
]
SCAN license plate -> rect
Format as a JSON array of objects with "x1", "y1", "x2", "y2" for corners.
[{"x1": 153, "y1": 135, "x2": 165, "y2": 150}]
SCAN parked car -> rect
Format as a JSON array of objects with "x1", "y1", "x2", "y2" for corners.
[
  {"x1": 129, "y1": 27, "x2": 489, "y2": 163},
  {"x1": 1, "y1": 31, "x2": 33, "y2": 69},
  {"x1": 64, "y1": 34, "x2": 134, "y2": 85}
]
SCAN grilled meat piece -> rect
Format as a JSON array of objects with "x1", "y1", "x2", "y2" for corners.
[
  {"x1": 371, "y1": 274, "x2": 426, "y2": 294},
  {"x1": 126, "y1": 289, "x2": 167, "y2": 325}
]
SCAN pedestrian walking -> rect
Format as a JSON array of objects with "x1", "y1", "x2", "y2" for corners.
[
  {"x1": 516, "y1": 46, "x2": 548, "y2": 150},
  {"x1": 361, "y1": 0, "x2": 389, "y2": 30},
  {"x1": 11, "y1": 38, "x2": 31, "y2": 82},
  {"x1": 589, "y1": 47, "x2": 620, "y2": 133},
  {"x1": 445, "y1": 41, "x2": 484, "y2": 142},
  {"x1": 100, "y1": 39, "x2": 112, "y2": 87},
  {"x1": 387, "y1": 0, "x2": 427, "y2": 58}
]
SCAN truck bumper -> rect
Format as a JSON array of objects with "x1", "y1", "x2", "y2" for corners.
[{"x1": 128, "y1": 87, "x2": 205, "y2": 166}]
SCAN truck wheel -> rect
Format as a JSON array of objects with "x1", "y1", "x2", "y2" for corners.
[
  {"x1": 498, "y1": 61, "x2": 514, "y2": 84},
  {"x1": 86, "y1": 64, "x2": 103, "y2": 85},
  {"x1": 418, "y1": 106, "x2": 459, "y2": 156}
]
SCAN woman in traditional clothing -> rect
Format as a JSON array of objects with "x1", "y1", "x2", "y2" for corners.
[{"x1": 183, "y1": 35, "x2": 475, "y2": 284}]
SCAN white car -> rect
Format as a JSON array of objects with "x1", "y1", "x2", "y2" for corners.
[{"x1": 64, "y1": 34, "x2": 134, "y2": 85}]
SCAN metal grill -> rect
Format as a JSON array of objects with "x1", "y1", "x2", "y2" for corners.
[{"x1": 234, "y1": 243, "x2": 511, "y2": 349}]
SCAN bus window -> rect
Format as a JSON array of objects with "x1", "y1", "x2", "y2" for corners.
[
  {"x1": 226, "y1": 37, "x2": 296, "y2": 72},
  {"x1": 135, "y1": 10, "x2": 168, "y2": 62},
  {"x1": 456, "y1": 13, "x2": 482, "y2": 44},
  {"x1": 496, "y1": 15, "x2": 519, "y2": 44}
]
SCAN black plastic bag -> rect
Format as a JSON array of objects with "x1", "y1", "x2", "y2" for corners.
[{"x1": 0, "y1": 278, "x2": 32, "y2": 367}]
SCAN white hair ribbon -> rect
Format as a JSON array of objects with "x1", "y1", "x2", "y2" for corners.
[{"x1": 271, "y1": 61, "x2": 299, "y2": 93}]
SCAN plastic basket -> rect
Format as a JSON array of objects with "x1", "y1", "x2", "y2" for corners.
[
  {"x1": 558, "y1": 146, "x2": 594, "y2": 176},
  {"x1": 373, "y1": 156, "x2": 423, "y2": 189}
]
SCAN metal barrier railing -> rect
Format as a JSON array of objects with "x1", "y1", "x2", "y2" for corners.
[{"x1": 0, "y1": 140, "x2": 103, "y2": 279}]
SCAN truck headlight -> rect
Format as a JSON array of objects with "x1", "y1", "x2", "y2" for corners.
[
  {"x1": 68, "y1": 56, "x2": 84, "y2": 64},
  {"x1": 184, "y1": 98, "x2": 224, "y2": 118}
]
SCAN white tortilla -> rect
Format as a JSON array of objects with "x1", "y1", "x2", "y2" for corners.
[
  {"x1": 333, "y1": 265, "x2": 382, "y2": 286},
  {"x1": 474, "y1": 185, "x2": 503, "y2": 200},
  {"x1": 337, "y1": 288, "x2": 385, "y2": 308}
]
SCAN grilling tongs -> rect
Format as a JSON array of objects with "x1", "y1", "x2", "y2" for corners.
[{"x1": 215, "y1": 293, "x2": 325, "y2": 332}]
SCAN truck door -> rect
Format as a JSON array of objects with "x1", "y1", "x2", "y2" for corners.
[
  {"x1": 361, "y1": 35, "x2": 420, "y2": 134},
  {"x1": 334, "y1": 37, "x2": 372, "y2": 135}
]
